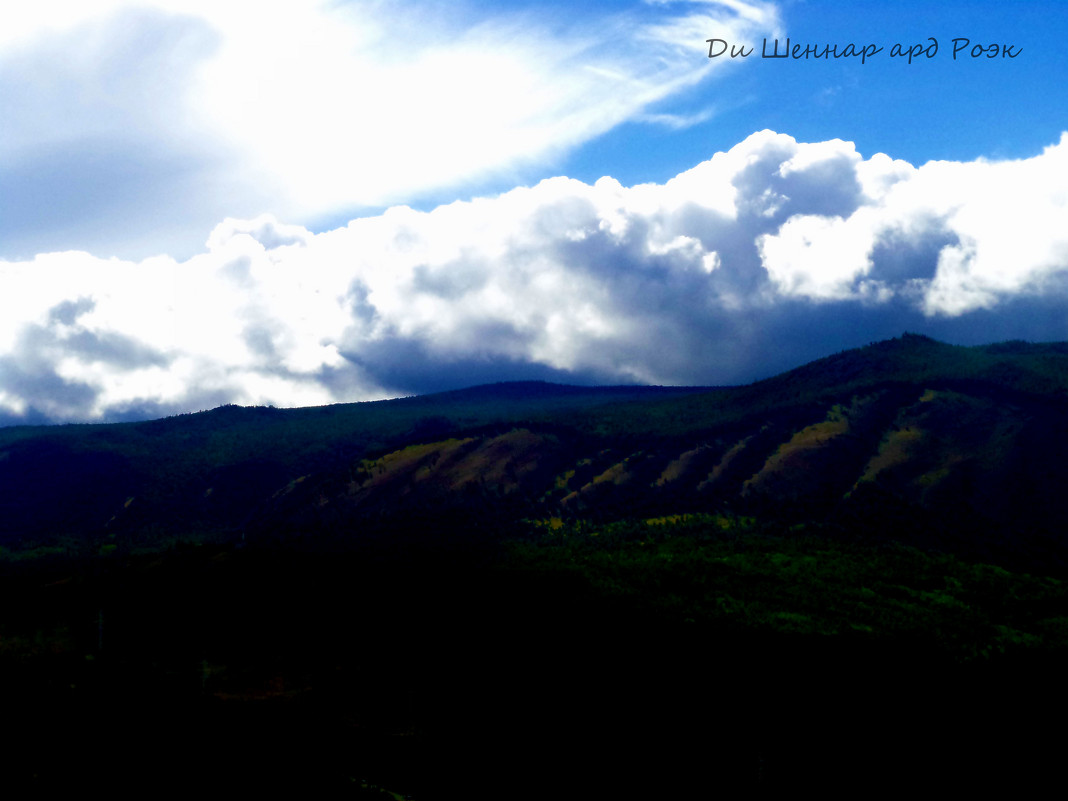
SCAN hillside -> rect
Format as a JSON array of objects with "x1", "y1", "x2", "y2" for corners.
[
  {"x1": 0, "y1": 382, "x2": 710, "y2": 552},
  {"x1": 6, "y1": 332, "x2": 1060, "y2": 567},
  {"x1": 3, "y1": 333, "x2": 1068, "y2": 560},
  {"x1": 4, "y1": 334, "x2": 1068, "y2": 795}
]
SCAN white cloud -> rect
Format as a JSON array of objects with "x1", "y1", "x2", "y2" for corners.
[
  {"x1": 759, "y1": 211, "x2": 879, "y2": 300},
  {"x1": 1, "y1": 130, "x2": 1067, "y2": 423},
  {"x1": 756, "y1": 132, "x2": 1068, "y2": 315},
  {"x1": 0, "y1": 0, "x2": 780, "y2": 260}
]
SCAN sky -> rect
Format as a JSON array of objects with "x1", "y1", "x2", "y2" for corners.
[{"x1": 1, "y1": 0, "x2": 1067, "y2": 424}]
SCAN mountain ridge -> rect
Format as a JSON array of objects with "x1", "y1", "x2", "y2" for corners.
[
  {"x1": 3, "y1": 333, "x2": 1068, "y2": 571},
  {"x1": 5, "y1": 333, "x2": 1068, "y2": 795}
]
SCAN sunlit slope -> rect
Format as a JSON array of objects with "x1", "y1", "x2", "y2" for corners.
[{"x1": 251, "y1": 335, "x2": 1068, "y2": 568}]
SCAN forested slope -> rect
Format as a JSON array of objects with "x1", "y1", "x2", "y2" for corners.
[{"x1": 4, "y1": 334, "x2": 1068, "y2": 796}]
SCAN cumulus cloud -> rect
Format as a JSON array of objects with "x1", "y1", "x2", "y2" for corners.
[
  {"x1": 757, "y1": 134, "x2": 1068, "y2": 315},
  {"x1": 0, "y1": 0, "x2": 779, "y2": 260},
  {"x1": 2, "y1": 131, "x2": 1068, "y2": 423}
]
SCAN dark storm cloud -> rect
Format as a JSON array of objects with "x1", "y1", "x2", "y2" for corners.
[
  {"x1": 0, "y1": 354, "x2": 99, "y2": 422},
  {"x1": 32, "y1": 298, "x2": 169, "y2": 369},
  {"x1": 869, "y1": 218, "x2": 960, "y2": 284},
  {"x1": 339, "y1": 336, "x2": 616, "y2": 396},
  {"x1": 0, "y1": 298, "x2": 176, "y2": 422}
]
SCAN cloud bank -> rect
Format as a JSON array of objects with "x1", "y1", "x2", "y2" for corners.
[{"x1": 2, "y1": 130, "x2": 1067, "y2": 424}]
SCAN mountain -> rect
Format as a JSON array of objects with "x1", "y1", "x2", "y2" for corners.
[
  {"x1": 0, "y1": 382, "x2": 711, "y2": 551},
  {"x1": 4, "y1": 334, "x2": 1068, "y2": 795},
  {"x1": 7, "y1": 332, "x2": 1062, "y2": 566}
]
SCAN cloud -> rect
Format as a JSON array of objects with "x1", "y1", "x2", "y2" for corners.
[
  {"x1": 0, "y1": 0, "x2": 780, "y2": 260},
  {"x1": 757, "y1": 134, "x2": 1068, "y2": 315},
  {"x1": 1, "y1": 130, "x2": 1067, "y2": 424}
]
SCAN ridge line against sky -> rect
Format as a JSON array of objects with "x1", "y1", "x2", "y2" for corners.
[{"x1": 1, "y1": 1, "x2": 1067, "y2": 424}]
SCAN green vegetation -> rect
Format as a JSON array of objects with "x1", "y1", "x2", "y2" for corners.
[
  {"x1": 4, "y1": 335, "x2": 1068, "y2": 793},
  {"x1": 5, "y1": 510, "x2": 1067, "y2": 794},
  {"x1": 507, "y1": 514, "x2": 1068, "y2": 661}
]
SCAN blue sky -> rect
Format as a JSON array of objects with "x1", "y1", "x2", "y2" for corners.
[
  {"x1": 1, "y1": 0, "x2": 1066, "y2": 423},
  {"x1": 569, "y1": 0, "x2": 1066, "y2": 182}
]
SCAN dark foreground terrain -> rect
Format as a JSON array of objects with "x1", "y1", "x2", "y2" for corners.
[
  {"x1": 7, "y1": 531, "x2": 1066, "y2": 796},
  {"x1": 3, "y1": 335, "x2": 1068, "y2": 795}
]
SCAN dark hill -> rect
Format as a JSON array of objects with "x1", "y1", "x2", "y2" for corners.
[
  {"x1": 0, "y1": 381, "x2": 712, "y2": 550},
  {"x1": 3, "y1": 334, "x2": 1068, "y2": 568},
  {"x1": 5, "y1": 335, "x2": 1068, "y2": 795}
]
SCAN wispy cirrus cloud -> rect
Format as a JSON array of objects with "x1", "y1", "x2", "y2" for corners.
[{"x1": 0, "y1": 0, "x2": 780, "y2": 260}]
